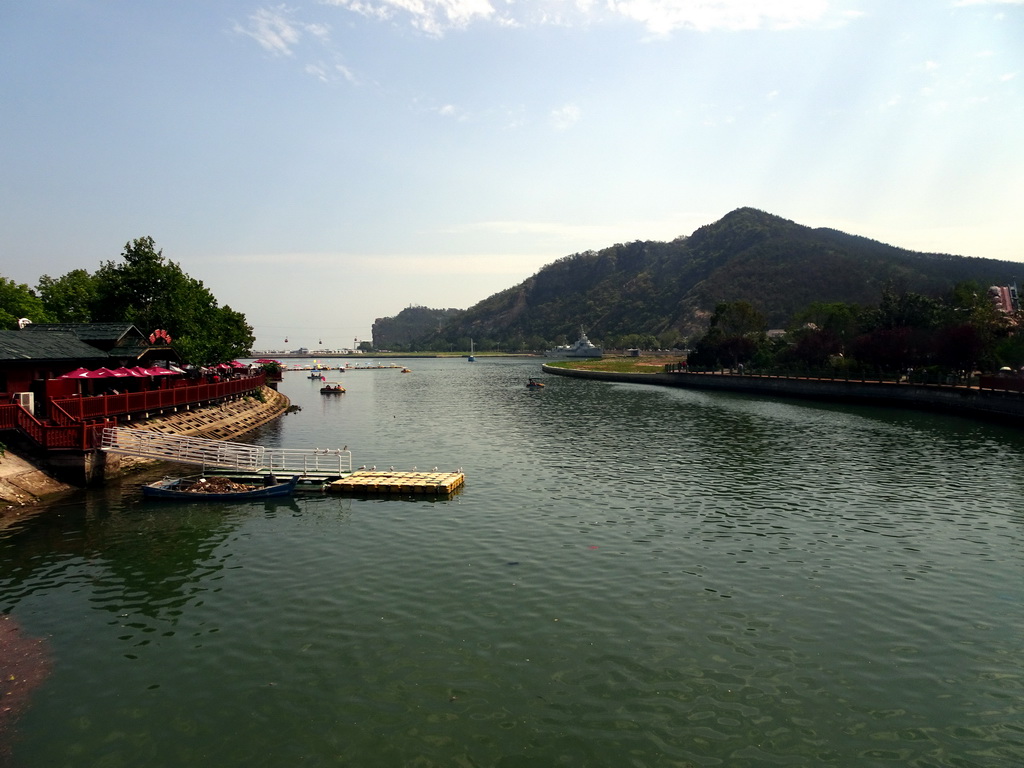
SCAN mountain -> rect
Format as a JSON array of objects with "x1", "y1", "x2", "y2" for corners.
[
  {"x1": 371, "y1": 305, "x2": 464, "y2": 348},
  {"x1": 384, "y1": 208, "x2": 1023, "y2": 349}
]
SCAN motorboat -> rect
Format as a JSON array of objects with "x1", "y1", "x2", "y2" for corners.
[
  {"x1": 526, "y1": 377, "x2": 545, "y2": 389},
  {"x1": 320, "y1": 381, "x2": 346, "y2": 394}
]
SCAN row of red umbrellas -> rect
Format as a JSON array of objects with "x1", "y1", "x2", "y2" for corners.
[{"x1": 59, "y1": 366, "x2": 178, "y2": 379}]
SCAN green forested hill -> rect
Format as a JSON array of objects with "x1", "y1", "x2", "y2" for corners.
[{"x1": 381, "y1": 208, "x2": 1023, "y2": 350}]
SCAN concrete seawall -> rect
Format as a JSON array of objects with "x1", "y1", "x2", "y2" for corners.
[{"x1": 542, "y1": 365, "x2": 1024, "y2": 426}]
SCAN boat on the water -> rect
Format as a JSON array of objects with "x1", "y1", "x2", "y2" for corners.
[
  {"x1": 320, "y1": 381, "x2": 346, "y2": 394},
  {"x1": 547, "y1": 328, "x2": 603, "y2": 358},
  {"x1": 526, "y1": 377, "x2": 545, "y2": 388},
  {"x1": 142, "y1": 475, "x2": 299, "y2": 500}
]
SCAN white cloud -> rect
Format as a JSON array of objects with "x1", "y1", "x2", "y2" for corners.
[
  {"x1": 324, "y1": 0, "x2": 496, "y2": 36},
  {"x1": 235, "y1": 6, "x2": 330, "y2": 56},
  {"x1": 321, "y1": 0, "x2": 849, "y2": 36},
  {"x1": 952, "y1": 0, "x2": 1024, "y2": 6},
  {"x1": 551, "y1": 103, "x2": 581, "y2": 130},
  {"x1": 606, "y1": 0, "x2": 833, "y2": 35}
]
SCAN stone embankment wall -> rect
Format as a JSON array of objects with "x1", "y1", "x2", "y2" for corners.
[
  {"x1": 542, "y1": 365, "x2": 1024, "y2": 425},
  {"x1": 0, "y1": 386, "x2": 291, "y2": 508},
  {"x1": 120, "y1": 386, "x2": 290, "y2": 440}
]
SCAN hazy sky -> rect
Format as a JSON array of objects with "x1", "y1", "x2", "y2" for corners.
[{"x1": 2, "y1": 0, "x2": 1022, "y2": 350}]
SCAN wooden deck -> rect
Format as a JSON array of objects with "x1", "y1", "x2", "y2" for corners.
[{"x1": 326, "y1": 470, "x2": 464, "y2": 495}]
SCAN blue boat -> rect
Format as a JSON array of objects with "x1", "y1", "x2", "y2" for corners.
[{"x1": 142, "y1": 474, "x2": 300, "y2": 500}]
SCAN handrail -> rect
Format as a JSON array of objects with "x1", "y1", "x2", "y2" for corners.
[
  {"x1": 102, "y1": 427, "x2": 352, "y2": 475},
  {"x1": 1, "y1": 373, "x2": 266, "y2": 451},
  {"x1": 49, "y1": 373, "x2": 266, "y2": 422}
]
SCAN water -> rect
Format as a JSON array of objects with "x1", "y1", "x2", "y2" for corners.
[{"x1": 2, "y1": 358, "x2": 1023, "y2": 767}]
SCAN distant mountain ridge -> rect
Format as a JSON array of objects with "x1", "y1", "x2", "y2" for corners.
[{"x1": 375, "y1": 208, "x2": 1022, "y2": 349}]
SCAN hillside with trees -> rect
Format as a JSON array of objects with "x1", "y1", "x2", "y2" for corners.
[
  {"x1": 388, "y1": 208, "x2": 1022, "y2": 352},
  {"x1": 371, "y1": 305, "x2": 464, "y2": 349}
]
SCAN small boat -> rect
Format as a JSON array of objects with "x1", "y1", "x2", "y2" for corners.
[
  {"x1": 308, "y1": 373, "x2": 326, "y2": 380},
  {"x1": 320, "y1": 381, "x2": 346, "y2": 394},
  {"x1": 401, "y1": 368, "x2": 411, "y2": 373},
  {"x1": 526, "y1": 377, "x2": 545, "y2": 389},
  {"x1": 143, "y1": 475, "x2": 299, "y2": 500},
  {"x1": 468, "y1": 338, "x2": 475, "y2": 362}
]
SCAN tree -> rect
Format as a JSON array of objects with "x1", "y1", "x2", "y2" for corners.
[
  {"x1": 708, "y1": 300, "x2": 766, "y2": 338},
  {"x1": 91, "y1": 237, "x2": 254, "y2": 364},
  {"x1": 37, "y1": 269, "x2": 98, "y2": 323},
  {"x1": 688, "y1": 301, "x2": 767, "y2": 368},
  {"x1": 0, "y1": 277, "x2": 50, "y2": 329}
]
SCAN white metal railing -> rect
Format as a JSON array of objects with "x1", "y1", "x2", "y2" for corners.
[
  {"x1": 100, "y1": 427, "x2": 351, "y2": 475},
  {"x1": 261, "y1": 447, "x2": 353, "y2": 475}
]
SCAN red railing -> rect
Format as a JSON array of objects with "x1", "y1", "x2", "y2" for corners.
[
  {"x1": 0, "y1": 402, "x2": 112, "y2": 450},
  {"x1": 0, "y1": 373, "x2": 266, "y2": 450},
  {"x1": 48, "y1": 373, "x2": 265, "y2": 421}
]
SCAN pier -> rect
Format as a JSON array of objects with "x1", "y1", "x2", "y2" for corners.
[{"x1": 101, "y1": 426, "x2": 465, "y2": 496}]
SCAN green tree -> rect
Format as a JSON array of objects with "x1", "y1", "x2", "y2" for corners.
[
  {"x1": 91, "y1": 237, "x2": 254, "y2": 364},
  {"x1": 37, "y1": 269, "x2": 98, "y2": 323},
  {"x1": 689, "y1": 301, "x2": 766, "y2": 368},
  {"x1": 0, "y1": 277, "x2": 50, "y2": 329},
  {"x1": 708, "y1": 300, "x2": 766, "y2": 338}
]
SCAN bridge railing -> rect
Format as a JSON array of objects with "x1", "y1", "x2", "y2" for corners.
[
  {"x1": 101, "y1": 427, "x2": 352, "y2": 476},
  {"x1": 101, "y1": 428, "x2": 267, "y2": 470},
  {"x1": 261, "y1": 448, "x2": 353, "y2": 476}
]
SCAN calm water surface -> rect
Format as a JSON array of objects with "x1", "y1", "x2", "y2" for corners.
[{"x1": 2, "y1": 358, "x2": 1023, "y2": 767}]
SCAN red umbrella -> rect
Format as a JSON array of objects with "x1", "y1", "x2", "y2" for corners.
[
  {"x1": 253, "y1": 359, "x2": 280, "y2": 364},
  {"x1": 111, "y1": 367, "x2": 146, "y2": 377},
  {"x1": 144, "y1": 366, "x2": 176, "y2": 375},
  {"x1": 230, "y1": 360, "x2": 247, "y2": 368},
  {"x1": 59, "y1": 367, "x2": 91, "y2": 379},
  {"x1": 83, "y1": 368, "x2": 118, "y2": 378}
]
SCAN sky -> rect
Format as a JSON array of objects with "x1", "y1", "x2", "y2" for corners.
[{"x1": 2, "y1": 0, "x2": 1023, "y2": 351}]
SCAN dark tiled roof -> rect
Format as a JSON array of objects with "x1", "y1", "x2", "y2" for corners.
[
  {"x1": 23, "y1": 323, "x2": 144, "y2": 344},
  {"x1": 0, "y1": 330, "x2": 111, "y2": 363}
]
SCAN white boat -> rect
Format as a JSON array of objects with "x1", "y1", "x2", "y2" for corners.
[
  {"x1": 468, "y1": 338, "x2": 475, "y2": 362},
  {"x1": 547, "y1": 328, "x2": 603, "y2": 358}
]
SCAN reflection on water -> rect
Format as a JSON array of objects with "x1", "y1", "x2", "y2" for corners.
[{"x1": 2, "y1": 358, "x2": 1024, "y2": 766}]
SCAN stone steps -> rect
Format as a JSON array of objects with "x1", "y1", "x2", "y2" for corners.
[{"x1": 124, "y1": 387, "x2": 290, "y2": 441}]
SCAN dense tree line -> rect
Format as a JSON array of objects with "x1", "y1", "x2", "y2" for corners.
[
  {"x1": 688, "y1": 282, "x2": 1024, "y2": 376},
  {"x1": 1, "y1": 237, "x2": 253, "y2": 365}
]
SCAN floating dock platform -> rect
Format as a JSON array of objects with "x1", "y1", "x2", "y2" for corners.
[{"x1": 326, "y1": 470, "x2": 465, "y2": 495}]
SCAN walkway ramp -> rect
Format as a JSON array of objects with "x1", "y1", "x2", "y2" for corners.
[{"x1": 100, "y1": 427, "x2": 352, "y2": 475}]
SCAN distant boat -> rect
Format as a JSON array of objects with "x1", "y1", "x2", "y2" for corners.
[
  {"x1": 468, "y1": 338, "x2": 475, "y2": 362},
  {"x1": 526, "y1": 377, "x2": 545, "y2": 389},
  {"x1": 320, "y1": 381, "x2": 346, "y2": 394}
]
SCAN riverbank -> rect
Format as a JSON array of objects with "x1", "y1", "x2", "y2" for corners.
[
  {"x1": 0, "y1": 386, "x2": 290, "y2": 510},
  {"x1": 542, "y1": 364, "x2": 1024, "y2": 426}
]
